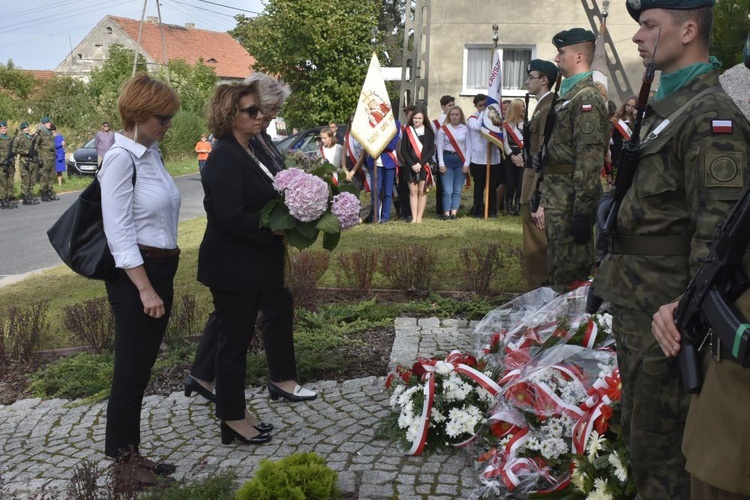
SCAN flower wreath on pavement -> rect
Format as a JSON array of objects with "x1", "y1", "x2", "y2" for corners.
[
  {"x1": 259, "y1": 154, "x2": 360, "y2": 251},
  {"x1": 382, "y1": 283, "x2": 636, "y2": 499}
]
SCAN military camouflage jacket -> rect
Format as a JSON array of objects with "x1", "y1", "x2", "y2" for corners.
[
  {"x1": 541, "y1": 74, "x2": 608, "y2": 216},
  {"x1": 597, "y1": 70, "x2": 750, "y2": 313},
  {"x1": 0, "y1": 134, "x2": 12, "y2": 165},
  {"x1": 35, "y1": 126, "x2": 55, "y2": 155},
  {"x1": 14, "y1": 133, "x2": 33, "y2": 157}
]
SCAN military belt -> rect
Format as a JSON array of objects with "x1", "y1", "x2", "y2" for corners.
[
  {"x1": 544, "y1": 164, "x2": 575, "y2": 174},
  {"x1": 611, "y1": 234, "x2": 691, "y2": 256}
]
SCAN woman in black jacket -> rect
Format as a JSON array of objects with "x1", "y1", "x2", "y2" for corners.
[{"x1": 399, "y1": 107, "x2": 435, "y2": 223}]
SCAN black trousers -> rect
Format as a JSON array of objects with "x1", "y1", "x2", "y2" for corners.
[
  {"x1": 469, "y1": 162, "x2": 502, "y2": 215},
  {"x1": 195, "y1": 286, "x2": 296, "y2": 421},
  {"x1": 104, "y1": 255, "x2": 178, "y2": 459},
  {"x1": 433, "y1": 163, "x2": 443, "y2": 214},
  {"x1": 396, "y1": 167, "x2": 412, "y2": 219},
  {"x1": 503, "y1": 159, "x2": 523, "y2": 211}
]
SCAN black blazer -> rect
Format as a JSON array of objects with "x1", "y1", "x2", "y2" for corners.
[
  {"x1": 399, "y1": 126, "x2": 435, "y2": 168},
  {"x1": 197, "y1": 134, "x2": 285, "y2": 292}
]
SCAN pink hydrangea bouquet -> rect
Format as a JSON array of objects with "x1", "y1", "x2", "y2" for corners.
[{"x1": 259, "y1": 167, "x2": 361, "y2": 250}]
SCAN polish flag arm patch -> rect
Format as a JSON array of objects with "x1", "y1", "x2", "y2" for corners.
[
  {"x1": 712, "y1": 120, "x2": 733, "y2": 134},
  {"x1": 581, "y1": 104, "x2": 593, "y2": 112}
]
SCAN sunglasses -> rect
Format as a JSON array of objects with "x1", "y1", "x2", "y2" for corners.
[
  {"x1": 154, "y1": 114, "x2": 174, "y2": 126},
  {"x1": 240, "y1": 106, "x2": 262, "y2": 119}
]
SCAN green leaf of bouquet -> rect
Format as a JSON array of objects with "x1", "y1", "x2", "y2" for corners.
[
  {"x1": 267, "y1": 204, "x2": 296, "y2": 231},
  {"x1": 295, "y1": 220, "x2": 320, "y2": 240},
  {"x1": 259, "y1": 198, "x2": 281, "y2": 225},
  {"x1": 323, "y1": 230, "x2": 340, "y2": 251},
  {"x1": 338, "y1": 183, "x2": 359, "y2": 196},
  {"x1": 285, "y1": 228, "x2": 316, "y2": 250},
  {"x1": 315, "y1": 211, "x2": 341, "y2": 234}
]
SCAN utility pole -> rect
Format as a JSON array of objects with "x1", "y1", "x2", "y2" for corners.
[
  {"x1": 133, "y1": 0, "x2": 148, "y2": 77},
  {"x1": 398, "y1": 0, "x2": 431, "y2": 122}
]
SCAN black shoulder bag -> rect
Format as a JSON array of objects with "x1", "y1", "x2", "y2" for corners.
[{"x1": 47, "y1": 150, "x2": 136, "y2": 280}]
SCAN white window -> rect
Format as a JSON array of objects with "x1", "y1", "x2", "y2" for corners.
[{"x1": 464, "y1": 45, "x2": 534, "y2": 97}]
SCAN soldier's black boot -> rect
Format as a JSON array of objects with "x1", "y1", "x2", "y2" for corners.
[
  {"x1": 48, "y1": 190, "x2": 60, "y2": 201},
  {"x1": 22, "y1": 195, "x2": 40, "y2": 205},
  {"x1": 0, "y1": 199, "x2": 8, "y2": 209},
  {"x1": 41, "y1": 190, "x2": 51, "y2": 202},
  {"x1": 3, "y1": 197, "x2": 17, "y2": 209}
]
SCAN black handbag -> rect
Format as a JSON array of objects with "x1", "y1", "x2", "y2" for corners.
[{"x1": 47, "y1": 155, "x2": 135, "y2": 280}]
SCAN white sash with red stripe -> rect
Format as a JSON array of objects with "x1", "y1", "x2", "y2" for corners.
[
  {"x1": 405, "y1": 126, "x2": 434, "y2": 186},
  {"x1": 614, "y1": 119, "x2": 632, "y2": 141},
  {"x1": 504, "y1": 123, "x2": 524, "y2": 151},
  {"x1": 442, "y1": 125, "x2": 466, "y2": 164}
]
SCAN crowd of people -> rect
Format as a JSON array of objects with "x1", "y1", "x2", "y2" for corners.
[{"x1": 14, "y1": 0, "x2": 750, "y2": 496}]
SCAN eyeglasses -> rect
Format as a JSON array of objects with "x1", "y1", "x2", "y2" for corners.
[
  {"x1": 526, "y1": 75, "x2": 542, "y2": 80},
  {"x1": 154, "y1": 114, "x2": 174, "y2": 126},
  {"x1": 239, "y1": 106, "x2": 261, "y2": 119}
]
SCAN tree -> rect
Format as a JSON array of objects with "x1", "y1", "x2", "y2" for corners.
[
  {"x1": 231, "y1": 0, "x2": 380, "y2": 129},
  {"x1": 712, "y1": 0, "x2": 750, "y2": 70},
  {"x1": 161, "y1": 59, "x2": 218, "y2": 115},
  {"x1": 378, "y1": 0, "x2": 406, "y2": 67},
  {"x1": 0, "y1": 60, "x2": 34, "y2": 100},
  {"x1": 88, "y1": 45, "x2": 148, "y2": 118}
]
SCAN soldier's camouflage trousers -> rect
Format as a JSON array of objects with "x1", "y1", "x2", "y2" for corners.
[
  {"x1": 545, "y1": 208, "x2": 594, "y2": 292},
  {"x1": 0, "y1": 163, "x2": 14, "y2": 199},
  {"x1": 19, "y1": 157, "x2": 38, "y2": 197},
  {"x1": 612, "y1": 306, "x2": 691, "y2": 500},
  {"x1": 39, "y1": 153, "x2": 56, "y2": 192}
]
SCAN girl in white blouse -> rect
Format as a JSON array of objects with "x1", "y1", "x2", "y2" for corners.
[{"x1": 436, "y1": 106, "x2": 471, "y2": 219}]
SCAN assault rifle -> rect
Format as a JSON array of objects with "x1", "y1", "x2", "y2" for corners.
[
  {"x1": 522, "y1": 93, "x2": 531, "y2": 169},
  {"x1": 674, "y1": 185, "x2": 750, "y2": 393},
  {"x1": 2, "y1": 135, "x2": 14, "y2": 172},
  {"x1": 585, "y1": 33, "x2": 659, "y2": 314},
  {"x1": 529, "y1": 57, "x2": 563, "y2": 213}
]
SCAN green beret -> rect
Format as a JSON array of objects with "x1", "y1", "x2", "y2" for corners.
[
  {"x1": 626, "y1": 0, "x2": 714, "y2": 21},
  {"x1": 552, "y1": 28, "x2": 596, "y2": 49},
  {"x1": 0, "y1": 121, "x2": 6, "y2": 127},
  {"x1": 527, "y1": 59, "x2": 558, "y2": 78},
  {"x1": 20, "y1": 122, "x2": 29, "y2": 130},
  {"x1": 41, "y1": 116, "x2": 50, "y2": 124}
]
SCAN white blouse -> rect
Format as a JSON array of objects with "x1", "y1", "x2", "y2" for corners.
[
  {"x1": 322, "y1": 144, "x2": 343, "y2": 168},
  {"x1": 99, "y1": 132, "x2": 181, "y2": 269},
  {"x1": 436, "y1": 123, "x2": 471, "y2": 167}
]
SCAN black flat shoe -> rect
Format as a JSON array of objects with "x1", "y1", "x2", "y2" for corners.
[
  {"x1": 184, "y1": 375, "x2": 215, "y2": 403},
  {"x1": 140, "y1": 457, "x2": 177, "y2": 476},
  {"x1": 267, "y1": 382, "x2": 317, "y2": 402},
  {"x1": 220, "y1": 421, "x2": 272, "y2": 445},
  {"x1": 255, "y1": 422, "x2": 274, "y2": 433}
]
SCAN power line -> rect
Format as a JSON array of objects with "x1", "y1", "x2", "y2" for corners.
[
  {"x1": 0, "y1": 0, "x2": 136, "y2": 35},
  {"x1": 194, "y1": 0, "x2": 262, "y2": 15},
  {"x1": 168, "y1": 0, "x2": 241, "y2": 19}
]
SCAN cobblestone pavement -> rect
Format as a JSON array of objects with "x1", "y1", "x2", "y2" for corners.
[{"x1": 0, "y1": 318, "x2": 479, "y2": 499}]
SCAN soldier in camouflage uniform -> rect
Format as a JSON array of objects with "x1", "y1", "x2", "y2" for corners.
[
  {"x1": 541, "y1": 28, "x2": 608, "y2": 292},
  {"x1": 14, "y1": 122, "x2": 39, "y2": 205},
  {"x1": 596, "y1": 0, "x2": 750, "y2": 498},
  {"x1": 34, "y1": 116, "x2": 59, "y2": 202},
  {"x1": 0, "y1": 121, "x2": 18, "y2": 209}
]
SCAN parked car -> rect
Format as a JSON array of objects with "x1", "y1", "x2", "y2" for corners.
[
  {"x1": 66, "y1": 139, "x2": 98, "y2": 176},
  {"x1": 275, "y1": 124, "x2": 347, "y2": 159}
]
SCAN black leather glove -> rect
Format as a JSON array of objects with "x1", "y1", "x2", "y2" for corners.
[
  {"x1": 570, "y1": 213, "x2": 593, "y2": 244},
  {"x1": 531, "y1": 154, "x2": 542, "y2": 174}
]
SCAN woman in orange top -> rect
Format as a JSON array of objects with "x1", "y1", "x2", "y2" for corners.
[{"x1": 195, "y1": 133, "x2": 212, "y2": 172}]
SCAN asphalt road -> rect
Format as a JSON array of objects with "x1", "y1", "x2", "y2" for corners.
[{"x1": 0, "y1": 173, "x2": 206, "y2": 286}]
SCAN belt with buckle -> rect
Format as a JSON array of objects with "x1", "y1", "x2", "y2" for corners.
[{"x1": 138, "y1": 244, "x2": 181, "y2": 259}]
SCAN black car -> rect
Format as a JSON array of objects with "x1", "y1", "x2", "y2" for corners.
[{"x1": 66, "y1": 139, "x2": 98, "y2": 176}]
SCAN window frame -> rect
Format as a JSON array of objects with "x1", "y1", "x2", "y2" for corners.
[{"x1": 462, "y1": 44, "x2": 536, "y2": 99}]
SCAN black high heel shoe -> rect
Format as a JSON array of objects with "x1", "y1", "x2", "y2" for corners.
[
  {"x1": 220, "y1": 421, "x2": 272, "y2": 445},
  {"x1": 267, "y1": 381, "x2": 317, "y2": 402},
  {"x1": 255, "y1": 422, "x2": 274, "y2": 433},
  {"x1": 184, "y1": 375, "x2": 216, "y2": 403}
]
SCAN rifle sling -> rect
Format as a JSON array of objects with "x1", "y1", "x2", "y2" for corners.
[{"x1": 611, "y1": 234, "x2": 691, "y2": 256}]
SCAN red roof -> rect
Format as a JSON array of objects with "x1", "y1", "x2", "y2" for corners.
[
  {"x1": 109, "y1": 16, "x2": 255, "y2": 79},
  {"x1": 26, "y1": 70, "x2": 55, "y2": 81}
]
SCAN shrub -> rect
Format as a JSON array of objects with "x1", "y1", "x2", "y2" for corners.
[
  {"x1": 0, "y1": 301, "x2": 50, "y2": 361},
  {"x1": 286, "y1": 250, "x2": 330, "y2": 311},
  {"x1": 30, "y1": 352, "x2": 113, "y2": 401},
  {"x1": 235, "y1": 452, "x2": 339, "y2": 500},
  {"x1": 335, "y1": 248, "x2": 379, "y2": 291},
  {"x1": 159, "y1": 110, "x2": 206, "y2": 159},
  {"x1": 67, "y1": 459, "x2": 105, "y2": 500},
  {"x1": 458, "y1": 244, "x2": 503, "y2": 295},
  {"x1": 63, "y1": 297, "x2": 115, "y2": 354},
  {"x1": 380, "y1": 244, "x2": 436, "y2": 292},
  {"x1": 166, "y1": 293, "x2": 199, "y2": 343}
]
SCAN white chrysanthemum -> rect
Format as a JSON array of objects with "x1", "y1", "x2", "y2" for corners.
[
  {"x1": 560, "y1": 380, "x2": 587, "y2": 404},
  {"x1": 397, "y1": 385, "x2": 421, "y2": 407},
  {"x1": 571, "y1": 458, "x2": 588, "y2": 492},
  {"x1": 390, "y1": 385, "x2": 406, "y2": 408},
  {"x1": 587, "y1": 430, "x2": 607, "y2": 461},
  {"x1": 434, "y1": 360, "x2": 454, "y2": 375},
  {"x1": 405, "y1": 419, "x2": 422, "y2": 443},
  {"x1": 445, "y1": 406, "x2": 483, "y2": 438},
  {"x1": 475, "y1": 386, "x2": 497, "y2": 403},
  {"x1": 431, "y1": 407, "x2": 446, "y2": 423},
  {"x1": 539, "y1": 437, "x2": 569, "y2": 460},
  {"x1": 443, "y1": 374, "x2": 473, "y2": 402},
  {"x1": 586, "y1": 478, "x2": 613, "y2": 500},
  {"x1": 608, "y1": 451, "x2": 628, "y2": 483}
]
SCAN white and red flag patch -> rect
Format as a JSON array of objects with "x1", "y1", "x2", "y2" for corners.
[
  {"x1": 712, "y1": 119, "x2": 733, "y2": 134},
  {"x1": 581, "y1": 104, "x2": 593, "y2": 112}
]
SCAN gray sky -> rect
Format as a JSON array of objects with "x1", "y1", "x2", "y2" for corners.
[{"x1": 2, "y1": 0, "x2": 264, "y2": 70}]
